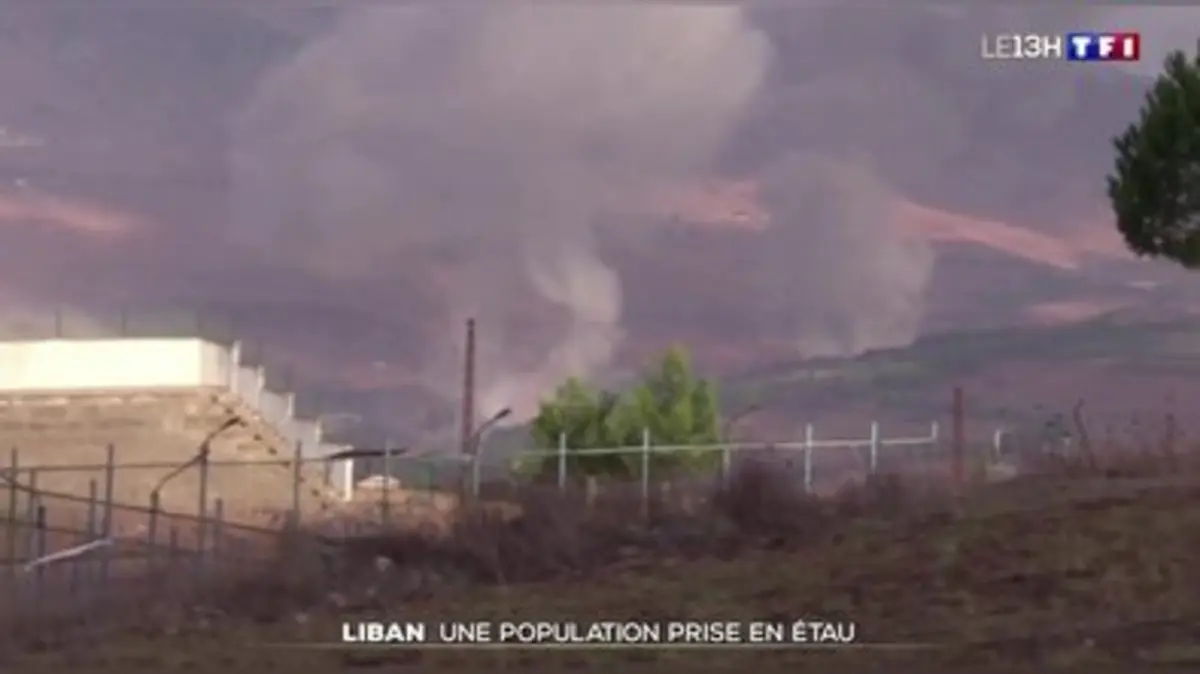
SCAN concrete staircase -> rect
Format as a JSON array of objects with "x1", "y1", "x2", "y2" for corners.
[
  {"x1": 0, "y1": 387, "x2": 339, "y2": 522},
  {"x1": 199, "y1": 389, "x2": 341, "y2": 515}
]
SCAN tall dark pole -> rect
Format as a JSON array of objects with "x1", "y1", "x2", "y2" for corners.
[
  {"x1": 952, "y1": 385, "x2": 965, "y2": 489},
  {"x1": 460, "y1": 317, "x2": 476, "y2": 456}
]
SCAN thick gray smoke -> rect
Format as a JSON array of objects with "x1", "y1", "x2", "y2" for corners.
[
  {"x1": 7, "y1": 4, "x2": 1197, "y2": 435},
  {"x1": 756, "y1": 154, "x2": 933, "y2": 356},
  {"x1": 228, "y1": 6, "x2": 769, "y2": 418}
]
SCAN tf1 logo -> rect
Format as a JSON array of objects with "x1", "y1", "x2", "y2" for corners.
[{"x1": 1066, "y1": 32, "x2": 1140, "y2": 62}]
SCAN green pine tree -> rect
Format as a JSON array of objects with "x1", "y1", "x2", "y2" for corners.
[{"x1": 1107, "y1": 40, "x2": 1200, "y2": 267}]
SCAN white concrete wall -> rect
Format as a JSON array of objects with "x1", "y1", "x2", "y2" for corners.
[
  {"x1": 234, "y1": 364, "x2": 260, "y2": 405},
  {"x1": 0, "y1": 336, "x2": 351, "y2": 497},
  {"x1": 199, "y1": 340, "x2": 233, "y2": 386},
  {"x1": 0, "y1": 338, "x2": 222, "y2": 391}
]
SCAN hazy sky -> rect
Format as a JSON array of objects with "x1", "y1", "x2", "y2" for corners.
[{"x1": 0, "y1": 4, "x2": 1194, "y2": 430}]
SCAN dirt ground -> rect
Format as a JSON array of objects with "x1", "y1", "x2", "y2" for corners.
[{"x1": 5, "y1": 460, "x2": 1200, "y2": 673}]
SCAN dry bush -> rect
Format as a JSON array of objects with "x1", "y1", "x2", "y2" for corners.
[
  {"x1": 328, "y1": 486, "x2": 644, "y2": 585},
  {"x1": 100, "y1": 434, "x2": 1200, "y2": 635},
  {"x1": 709, "y1": 457, "x2": 830, "y2": 540},
  {"x1": 1006, "y1": 402, "x2": 1200, "y2": 482},
  {"x1": 1010, "y1": 432, "x2": 1200, "y2": 483},
  {"x1": 0, "y1": 465, "x2": 941, "y2": 645},
  {"x1": 830, "y1": 472, "x2": 917, "y2": 517},
  {"x1": 110, "y1": 465, "x2": 882, "y2": 630},
  {"x1": 15, "y1": 400, "x2": 1200, "y2": 653},
  {"x1": 299, "y1": 461, "x2": 922, "y2": 592}
]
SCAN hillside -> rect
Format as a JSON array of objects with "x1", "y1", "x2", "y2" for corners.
[
  {"x1": 413, "y1": 311, "x2": 1200, "y2": 485},
  {"x1": 4, "y1": 179, "x2": 1196, "y2": 449},
  {"x1": 724, "y1": 312, "x2": 1200, "y2": 441}
]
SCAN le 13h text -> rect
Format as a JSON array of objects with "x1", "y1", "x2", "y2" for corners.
[{"x1": 981, "y1": 32, "x2": 1140, "y2": 62}]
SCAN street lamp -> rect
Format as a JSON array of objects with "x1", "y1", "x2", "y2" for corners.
[
  {"x1": 468, "y1": 407, "x2": 513, "y2": 497},
  {"x1": 722, "y1": 403, "x2": 761, "y2": 443},
  {"x1": 152, "y1": 416, "x2": 240, "y2": 507}
]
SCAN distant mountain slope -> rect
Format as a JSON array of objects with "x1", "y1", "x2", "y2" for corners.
[
  {"x1": 445, "y1": 312, "x2": 1200, "y2": 474},
  {"x1": 724, "y1": 313, "x2": 1200, "y2": 442},
  {"x1": 3, "y1": 175, "x2": 1198, "y2": 445}
]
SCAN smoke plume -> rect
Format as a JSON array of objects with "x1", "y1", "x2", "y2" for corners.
[
  {"x1": 5, "y1": 5, "x2": 1199, "y2": 436},
  {"x1": 227, "y1": 5, "x2": 769, "y2": 418},
  {"x1": 755, "y1": 154, "x2": 933, "y2": 356}
]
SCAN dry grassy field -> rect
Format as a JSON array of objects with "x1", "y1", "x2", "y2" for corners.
[{"x1": 4, "y1": 444, "x2": 1200, "y2": 673}]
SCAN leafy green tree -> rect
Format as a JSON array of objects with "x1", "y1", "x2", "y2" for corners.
[
  {"x1": 1107, "y1": 41, "x2": 1200, "y2": 267},
  {"x1": 528, "y1": 377, "x2": 634, "y2": 478},
  {"x1": 526, "y1": 345, "x2": 722, "y2": 480},
  {"x1": 621, "y1": 346, "x2": 721, "y2": 473}
]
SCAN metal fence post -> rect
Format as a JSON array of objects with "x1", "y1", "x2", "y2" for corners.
[
  {"x1": 147, "y1": 491, "x2": 160, "y2": 573},
  {"x1": 869, "y1": 421, "x2": 880, "y2": 474},
  {"x1": 5, "y1": 448, "x2": 19, "y2": 572},
  {"x1": 23, "y1": 469, "x2": 38, "y2": 558},
  {"x1": 85, "y1": 479, "x2": 98, "y2": 538},
  {"x1": 557, "y1": 432, "x2": 567, "y2": 492},
  {"x1": 32, "y1": 505, "x2": 46, "y2": 602},
  {"x1": 196, "y1": 447, "x2": 210, "y2": 565},
  {"x1": 100, "y1": 444, "x2": 116, "y2": 584},
  {"x1": 84, "y1": 479, "x2": 99, "y2": 590},
  {"x1": 5, "y1": 451, "x2": 18, "y2": 611},
  {"x1": 291, "y1": 441, "x2": 302, "y2": 525},
  {"x1": 68, "y1": 510, "x2": 83, "y2": 599},
  {"x1": 381, "y1": 439, "x2": 393, "y2": 525},
  {"x1": 952, "y1": 386, "x2": 966, "y2": 488},
  {"x1": 640, "y1": 428, "x2": 651, "y2": 517},
  {"x1": 211, "y1": 498, "x2": 225, "y2": 564},
  {"x1": 471, "y1": 449, "x2": 484, "y2": 498},
  {"x1": 803, "y1": 423, "x2": 814, "y2": 493}
]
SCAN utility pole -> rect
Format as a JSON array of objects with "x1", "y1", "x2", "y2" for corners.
[
  {"x1": 460, "y1": 317, "x2": 476, "y2": 456},
  {"x1": 952, "y1": 385, "x2": 965, "y2": 489}
]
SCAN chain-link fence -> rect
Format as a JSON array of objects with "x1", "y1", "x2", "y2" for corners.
[
  {"x1": 456, "y1": 421, "x2": 948, "y2": 499},
  {"x1": 0, "y1": 405, "x2": 1013, "y2": 627},
  {"x1": 0, "y1": 456, "x2": 311, "y2": 621}
]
